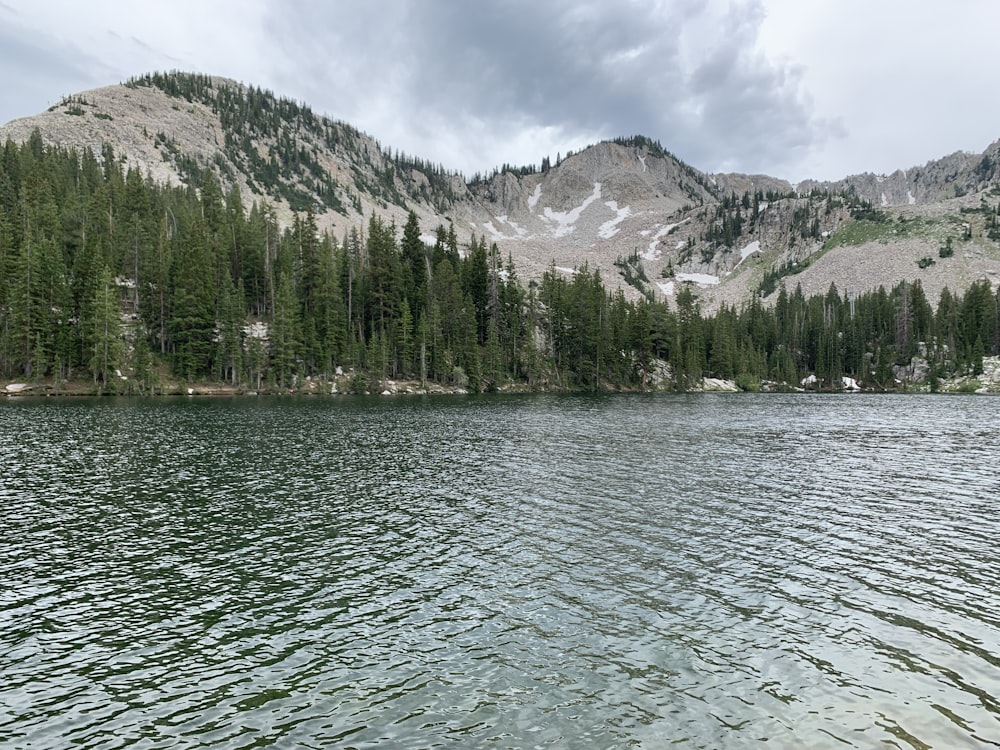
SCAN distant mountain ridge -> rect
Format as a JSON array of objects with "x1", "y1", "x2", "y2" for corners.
[
  {"x1": 797, "y1": 143, "x2": 1000, "y2": 207},
  {"x1": 3, "y1": 71, "x2": 999, "y2": 311}
]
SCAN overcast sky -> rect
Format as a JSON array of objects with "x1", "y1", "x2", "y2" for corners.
[{"x1": 1, "y1": 0, "x2": 997, "y2": 184}]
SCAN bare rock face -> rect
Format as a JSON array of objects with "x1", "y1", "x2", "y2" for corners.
[
  {"x1": 0, "y1": 83, "x2": 216, "y2": 189},
  {"x1": 797, "y1": 149, "x2": 999, "y2": 207},
  {"x1": 553, "y1": 141, "x2": 714, "y2": 208},
  {"x1": 475, "y1": 171, "x2": 526, "y2": 217},
  {"x1": 893, "y1": 357, "x2": 932, "y2": 384},
  {"x1": 709, "y1": 172, "x2": 793, "y2": 199}
]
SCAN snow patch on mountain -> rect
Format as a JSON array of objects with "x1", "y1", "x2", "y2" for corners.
[
  {"x1": 598, "y1": 201, "x2": 631, "y2": 239},
  {"x1": 642, "y1": 219, "x2": 689, "y2": 260},
  {"x1": 527, "y1": 184, "x2": 542, "y2": 211},
  {"x1": 539, "y1": 182, "x2": 602, "y2": 238},
  {"x1": 657, "y1": 272, "x2": 720, "y2": 295},
  {"x1": 676, "y1": 272, "x2": 720, "y2": 286},
  {"x1": 482, "y1": 221, "x2": 507, "y2": 239},
  {"x1": 733, "y1": 240, "x2": 761, "y2": 269},
  {"x1": 484, "y1": 215, "x2": 530, "y2": 240}
]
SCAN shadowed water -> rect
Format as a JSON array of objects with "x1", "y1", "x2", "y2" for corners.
[{"x1": 1, "y1": 393, "x2": 998, "y2": 748}]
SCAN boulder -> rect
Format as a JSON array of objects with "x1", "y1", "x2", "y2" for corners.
[{"x1": 893, "y1": 356, "x2": 931, "y2": 383}]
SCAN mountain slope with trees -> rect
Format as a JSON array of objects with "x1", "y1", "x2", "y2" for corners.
[
  {"x1": 4, "y1": 71, "x2": 1000, "y2": 315},
  {"x1": 2, "y1": 71, "x2": 1000, "y2": 394},
  {"x1": 2, "y1": 133, "x2": 999, "y2": 394}
]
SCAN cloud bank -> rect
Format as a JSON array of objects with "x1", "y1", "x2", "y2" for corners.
[
  {"x1": 262, "y1": 0, "x2": 829, "y2": 177},
  {"x1": 1, "y1": 0, "x2": 998, "y2": 183}
]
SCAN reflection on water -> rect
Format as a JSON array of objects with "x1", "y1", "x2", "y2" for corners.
[{"x1": 1, "y1": 393, "x2": 998, "y2": 748}]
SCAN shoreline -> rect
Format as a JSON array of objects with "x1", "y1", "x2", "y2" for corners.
[{"x1": 3, "y1": 376, "x2": 997, "y2": 398}]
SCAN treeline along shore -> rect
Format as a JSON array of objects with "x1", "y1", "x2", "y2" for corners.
[{"x1": 3, "y1": 134, "x2": 1000, "y2": 397}]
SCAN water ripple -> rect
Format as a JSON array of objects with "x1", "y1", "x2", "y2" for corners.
[{"x1": 1, "y1": 394, "x2": 998, "y2": 748}]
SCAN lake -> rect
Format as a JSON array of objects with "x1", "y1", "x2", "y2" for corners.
[{"x1": 1, "y1": 393, "x2": 998, "y2": 748}]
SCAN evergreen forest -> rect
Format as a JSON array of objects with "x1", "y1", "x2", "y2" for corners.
[{"x1": 2, "y1": 134, "x2": 999, "y2": 394}]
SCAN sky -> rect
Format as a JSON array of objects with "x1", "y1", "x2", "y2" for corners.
[{"x1": 1, "y1": 0, "x2": 998, "y2": 185}]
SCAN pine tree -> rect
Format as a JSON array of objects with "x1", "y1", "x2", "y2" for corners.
[
  {"x1": 216, "y1": 268, "x2": 245, "y2": 385},
  {"x1": 314, "y1": 233, "x2": 347, "y2": 375},
  {"x1": 132, "y1": 323, "x2": 153, "y2": 394},
  {"x1": 270, "y1": 271, "x2": 301, "y2": 387},
  {"x1": 484, "y1": 316, "x2": 502, "y2": 390},
  {"x1": 88, "y1": 264, "x2": 125, "y2": 388},
  {"x1": 396, "y1": 297, "x2": 415, "y2": 378},
  {"x1": 462, "y1": 234, "x2": 489, "y2": 343},
  {"x1": 458, "y1": 294, "x2": 481, "y2": 391},
  {"x1": 675, "y1": 284, "x2": 703, "y2": 388},
  {"x1": 7, "y1": 173, "x2": 67, "y2": 379},
  {"x1": 708, "y1": 306, "x2": 736, "y2": 379},
  {"x1": 401, "y1": 210, "x2": 427, "y2": 313},
  {"x1": 366, "y1": 215, "x2": 402, "y2": 338},
  {"x1": 169, "y1": 215, "x2": 216, "y2": 381}
]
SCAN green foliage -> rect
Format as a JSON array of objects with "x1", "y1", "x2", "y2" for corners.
[
  {"x1": 133, "y1": 72, "x2": 349, "y2": 213},
  {"x1": 1, "y1": 129, "x2": 998, "y2": 394},
  {"x1": 916, "y1": 256, "x2": 936, "y2": 269},
  {"x1": 758, "y1": 253, "x2": 828, "y2": 297},
  {"x1": 610, "y1": 135, "x2": 675, "y2": 160},
  {"x1": 88, "y1": 264, "x2": 125, "y2": 386},
  {"x1": 704, "y1": 196, "x2": 744, "y2": 247},
  {"x1": 823, "y1": 219, "x2": 896, "y2": 249},
  {"x1": 961, "y1": 198, "x2": 1000, "y2": 242},
  {"x1": 614, "y1": 249, "x2": 652, "y2": 300},
  {"x1": 129, "y1": 70, "x2": 468, "y2": 215},
  {"x1": 990, "y1": 213, "x2": 1000, "y2": 243},
  {"x1": 734, "y1": 372, "x2": 760, "y2": 392},
  {"x1": 848, "y1": 199, "x2": 890, "y2": 223}
]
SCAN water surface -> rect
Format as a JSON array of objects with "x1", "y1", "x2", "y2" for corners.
[{"x1": 1, "y1": 393, "x2": 998, "y2": 748}]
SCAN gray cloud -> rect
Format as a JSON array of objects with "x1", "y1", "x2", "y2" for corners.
[
  {"x1": 0, "y1": 1, "x2": 270, "y2": 123},
  {"x1": 6, "y1": 1, "x2": 994, "y2": 184},
  {"x1": 260, "y1": 0, "x2": 825, "y2": 177},
  {"x1": 0, "y1": 17, "x2": 111, "y2": 119}
]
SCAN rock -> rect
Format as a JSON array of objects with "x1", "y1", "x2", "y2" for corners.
[
  {"x1": 4, "y1": 383, "x2": 32, "y2": 393},
  {"x1": 893, "y1": 356, "x2": 931, "y2": 383},
  {"x1": 702, "y1": 377, "x2": 739, "y2": 392},
  {"x1": 981, "y1": 355, "x2": 1000, "y2": 383}
]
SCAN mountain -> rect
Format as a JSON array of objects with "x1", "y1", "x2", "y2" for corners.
[{"x1": 3, "y1": 71, "x2": 1000, "y2": 313}]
